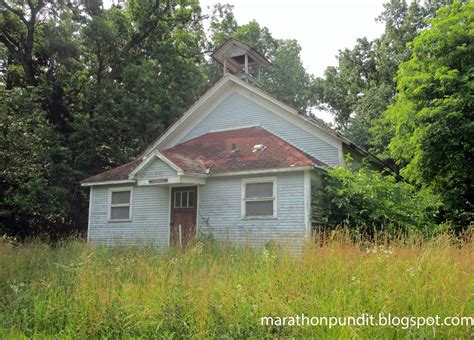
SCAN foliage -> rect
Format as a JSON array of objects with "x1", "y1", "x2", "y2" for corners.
[
  {"x1": 0, "y1": 88, "x2": 75, "y2": 237},
  {"x1": 0, "y1": 0, "x2": 207, "y2": 238},
  {"x1": 0, "y1": 0, "x2": 323, "y2": 238},
  {"x1": 0, "y1": 237, "x2": 472, "y2": 338},
  {"x1": 207, "y1": 4, "x2": 314, "y2": 112},
  {"x1": 386, "y1": 1, "x2": 473, "y2": 227},
  {"x1": 1, "y1": 0, "x2": 472, "y2": 238},
  {"x1": 319, "y1": 164, "x2": 442, "y2": 236},
  {"x1": 313, "y1": 0, "x2": 453, "y2": 154}
]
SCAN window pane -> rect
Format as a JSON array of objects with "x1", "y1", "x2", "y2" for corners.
[
  {"x1": 174, "y1": 192, "x2": 181, "y2": 208},
  {"x1": 187, "y1": 191, "x2": 194, "y2": 208},
  {"x1": 111, "y1": 206, "x2": 130, "y2": 220},
  {"x1": 181, "y1": 191, "x2": 188, "y2": 208},
  {"x1": 245, "y1": 200, "x2": 273, "y2": 217},
  {"x1": 111, "y1": 191, "x2": 130, "y2": 204},
  {"x1": 245, "y1": 182, "x2": 273, "y2": 198}
]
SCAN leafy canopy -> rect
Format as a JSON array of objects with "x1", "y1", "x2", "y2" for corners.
[
  {"x1": 386, "y1": 1, "x2": 473, "y2": 226},
  {"x1": 319, "y1": 163, "x2": 442, "y2": 236}
]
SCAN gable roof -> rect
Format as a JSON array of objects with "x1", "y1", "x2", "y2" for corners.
[
  {"x1": 142, "y1": 73, "x2": 341, "y2": 155},
  {"x1": 161, "y1": 126, "x2": 325, "y2": 175},
  {"x1": 141, "y1": 73, "x2": 391, "y2": 171},
  {"x1": 82, "y1": 71, "x2": 394, "y2": 185},
  {"x1": 127, "y1": 151, "x2": 184, "y2": 178},
  {"x1": 81, "y1": 127, "x2": 323, "y2": 185},
  {"x1": 81, "y1": 158, "x2": 142, "y2": 184},
  {"x1": 211, "y1": 38, "x2": 271, "y2": 74}
]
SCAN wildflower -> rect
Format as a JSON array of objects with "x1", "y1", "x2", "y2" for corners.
[
  {"x1": 406, "y1": 266, "x2": 422, "y2": 277},
  {"x1": 10, "y1": 282, "x2": 24, "y2": 294},
  {"x1": 195, "y1": 242, "x2": 203, "y2": 255},
  {"x1": 383, "y1": 247, "x2": 394, "y2": 257},
  {"x1": 351, "y1": 276, "x2": 360, "y2": 284}
]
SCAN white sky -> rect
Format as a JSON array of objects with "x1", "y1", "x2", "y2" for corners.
[
  {"x1": 199, "y1": 0, "x2": 388, "y2": 123},
  {"x1": 106, "y1": 0, "x2": 388, "y2": 122},
  {"x1": 200, "y1": 0, "x2": 387, "y2": 77}
]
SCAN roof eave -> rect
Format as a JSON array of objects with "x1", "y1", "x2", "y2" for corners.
[
  {"x1": 208, "y1": 165, "x2": 314, "y2": 177},
  {"x1": 80, "y1": 179, "x2": 136, "y2": 187}
]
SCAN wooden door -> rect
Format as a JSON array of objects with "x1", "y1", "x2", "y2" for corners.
[{"x1": 170, "y1": 186, "x2": 197, "y2": 247}]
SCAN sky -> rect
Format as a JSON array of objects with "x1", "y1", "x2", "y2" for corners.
[
  {"x1": 199, "y1": 0, "x2": 388, "y2": 123},
  {"x1": 200, "y1": 0, "x2": 388, "y2": 77},
  {"x1": 106, "y1": 0, "x2": 389, "y2": 122}
]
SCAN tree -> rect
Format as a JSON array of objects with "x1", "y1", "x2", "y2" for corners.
[
  {"x1": 0, "y1": 0, "x2": 207, "y2": 238},
  {"x1": 0, "y1": 88, "x2": 73, "y2": 238},
  {"x1": 312, "y1": 0, "x2": 453, "y2": 154},
  {"x1": 386, "y1": 1, "x2": 473, "y2": 227},
  {"x1": 206, "y1": 4, "x2": 314, "y2": 112}
]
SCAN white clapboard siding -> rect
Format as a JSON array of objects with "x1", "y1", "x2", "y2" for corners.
[
  {"x1": 197, "y1": 171, "x2": 306, "y2": 251},
  {"x1": 137, "y1": 158, "x2": 177, "y2": 180},
  {"x1": 180, "y1": 91, "x2": 340, "y2": 167},
  {"x1": 89, "y1": 185, "x2": 169, "y2": 246},
  {"x1": 88, "y1": 171, "x2": 307, "y2": 251}
]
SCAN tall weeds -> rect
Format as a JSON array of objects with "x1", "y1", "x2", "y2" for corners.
[{"x1": 0, "y1": 233, "x2": 472, "y2": 338}]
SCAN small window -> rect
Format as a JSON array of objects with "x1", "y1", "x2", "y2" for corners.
[
  {"x1": 109, "y1": 188, "x2": 132, "y2": 221},
  {"x1": 242, "y1": 178, "x2": 277, "y2": 218},
  {"x1": 174, "y1": 190, "x2": 194, "y2": 208}
]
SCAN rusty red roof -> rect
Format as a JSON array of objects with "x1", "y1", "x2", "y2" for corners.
[
  {"x1": 81, "y1": 158, "x2": 142, "y2": 184},
  {"x1": 82, "y1": 127, "x2": 325, "y2": 183},
  {"x1": 161, "y1": 127, "x2": 325, "y2": 174}
]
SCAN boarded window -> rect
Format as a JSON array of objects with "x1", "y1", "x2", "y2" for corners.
[
  {"x1": 109, "y1": 189, "x2": 132, "y2": 221},
  {"x1": 242, "y1": 179, "x2": 276, "y2": 218}
]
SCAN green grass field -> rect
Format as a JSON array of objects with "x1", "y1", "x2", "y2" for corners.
[{"x1": 1, "y1": 232, "x2": 472, "y2": 338}]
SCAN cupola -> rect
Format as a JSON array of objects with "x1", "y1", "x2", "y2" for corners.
[{"x1": 211, "y1": 38, "x2": 271, "y2": 86}]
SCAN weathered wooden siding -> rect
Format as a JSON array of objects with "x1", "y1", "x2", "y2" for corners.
[
  {"x1": 88, "y1": 172, "x2": 309, "y2": 250},
  {"x1": 179, "y1": 92, "x2": 340, "y2": 167},
  {"x1": 197, "y1": 171, "x2": 307, "y2": 250},
  {"x1": 138, "y1": 157, "x2": 177, "y2": 180},
  {"x1": 88, "y1": 185, "x2": 169, "y2": 246}
]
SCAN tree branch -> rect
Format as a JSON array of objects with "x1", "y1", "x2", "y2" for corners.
[{"x1": 1, "y1": 1, "x2": 29, "y2": 26}]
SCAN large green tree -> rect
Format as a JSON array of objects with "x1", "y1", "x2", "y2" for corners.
[
  {"x1": 386, "y1": 1, "x2": 473, "y2": 226},
  {"x1": 0, "y1": 0, "x2": 207, "y2": 237},
  {"x1": 313, "y1": 0, "x2": 453, "y2": 155}
]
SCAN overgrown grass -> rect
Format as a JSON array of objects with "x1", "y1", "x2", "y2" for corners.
[{"x1": 0, "y1": 232, "x2": 472, "y2": 338}]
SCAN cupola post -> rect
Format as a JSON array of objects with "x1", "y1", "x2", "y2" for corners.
[{"x1": 211, "y1": 39, "x2": 271, "y2": 86}]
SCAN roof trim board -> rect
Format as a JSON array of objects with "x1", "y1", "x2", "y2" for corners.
[
  {"x1": 81, "y1": 179, "x2": 136, "y2": 187},
  {"x1": 209, "y1": 165, "x2": 314, "y2": 177},
  {"x1": 211, "y1": 38, "x2": 271, "y2": 74},
  {"x1": 141, "y1": 76, "x2": 234, "y2": 156},
  {"x1": 128, "y1": 151, "x2": 184, "y2": 179}
]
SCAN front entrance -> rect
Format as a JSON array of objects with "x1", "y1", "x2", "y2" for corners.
[{"x1": 170, "y1": 186, "x2": 197, "y2": 247}]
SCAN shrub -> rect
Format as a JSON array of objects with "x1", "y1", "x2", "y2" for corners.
[{"x1": 319, "y1": 163, "x2": 442, "y2": 236}]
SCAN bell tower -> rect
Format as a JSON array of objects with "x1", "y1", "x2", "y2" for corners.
[{"x1": 211, "y1": 39, "x2": 271, "y2": 86}]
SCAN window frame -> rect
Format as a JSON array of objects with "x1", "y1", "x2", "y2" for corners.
[
  {"x1": 241, "y1": 177, "x2": 277, "y2": 219},
  {"x1": 174, "y1": 190, "x2": 195, "y2": 208},
  {"x1": 108, "y1": 186, "x2": 133, "y2": 222}
]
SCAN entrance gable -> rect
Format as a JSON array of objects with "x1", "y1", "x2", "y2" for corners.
[{"x1": 136, "y1": 156, "x2": 179, "y2": 180}]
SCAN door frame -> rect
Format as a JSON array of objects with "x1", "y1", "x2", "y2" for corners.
[{"x1": 168, "y1": 184, "x2": 199, "y2": 247}]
